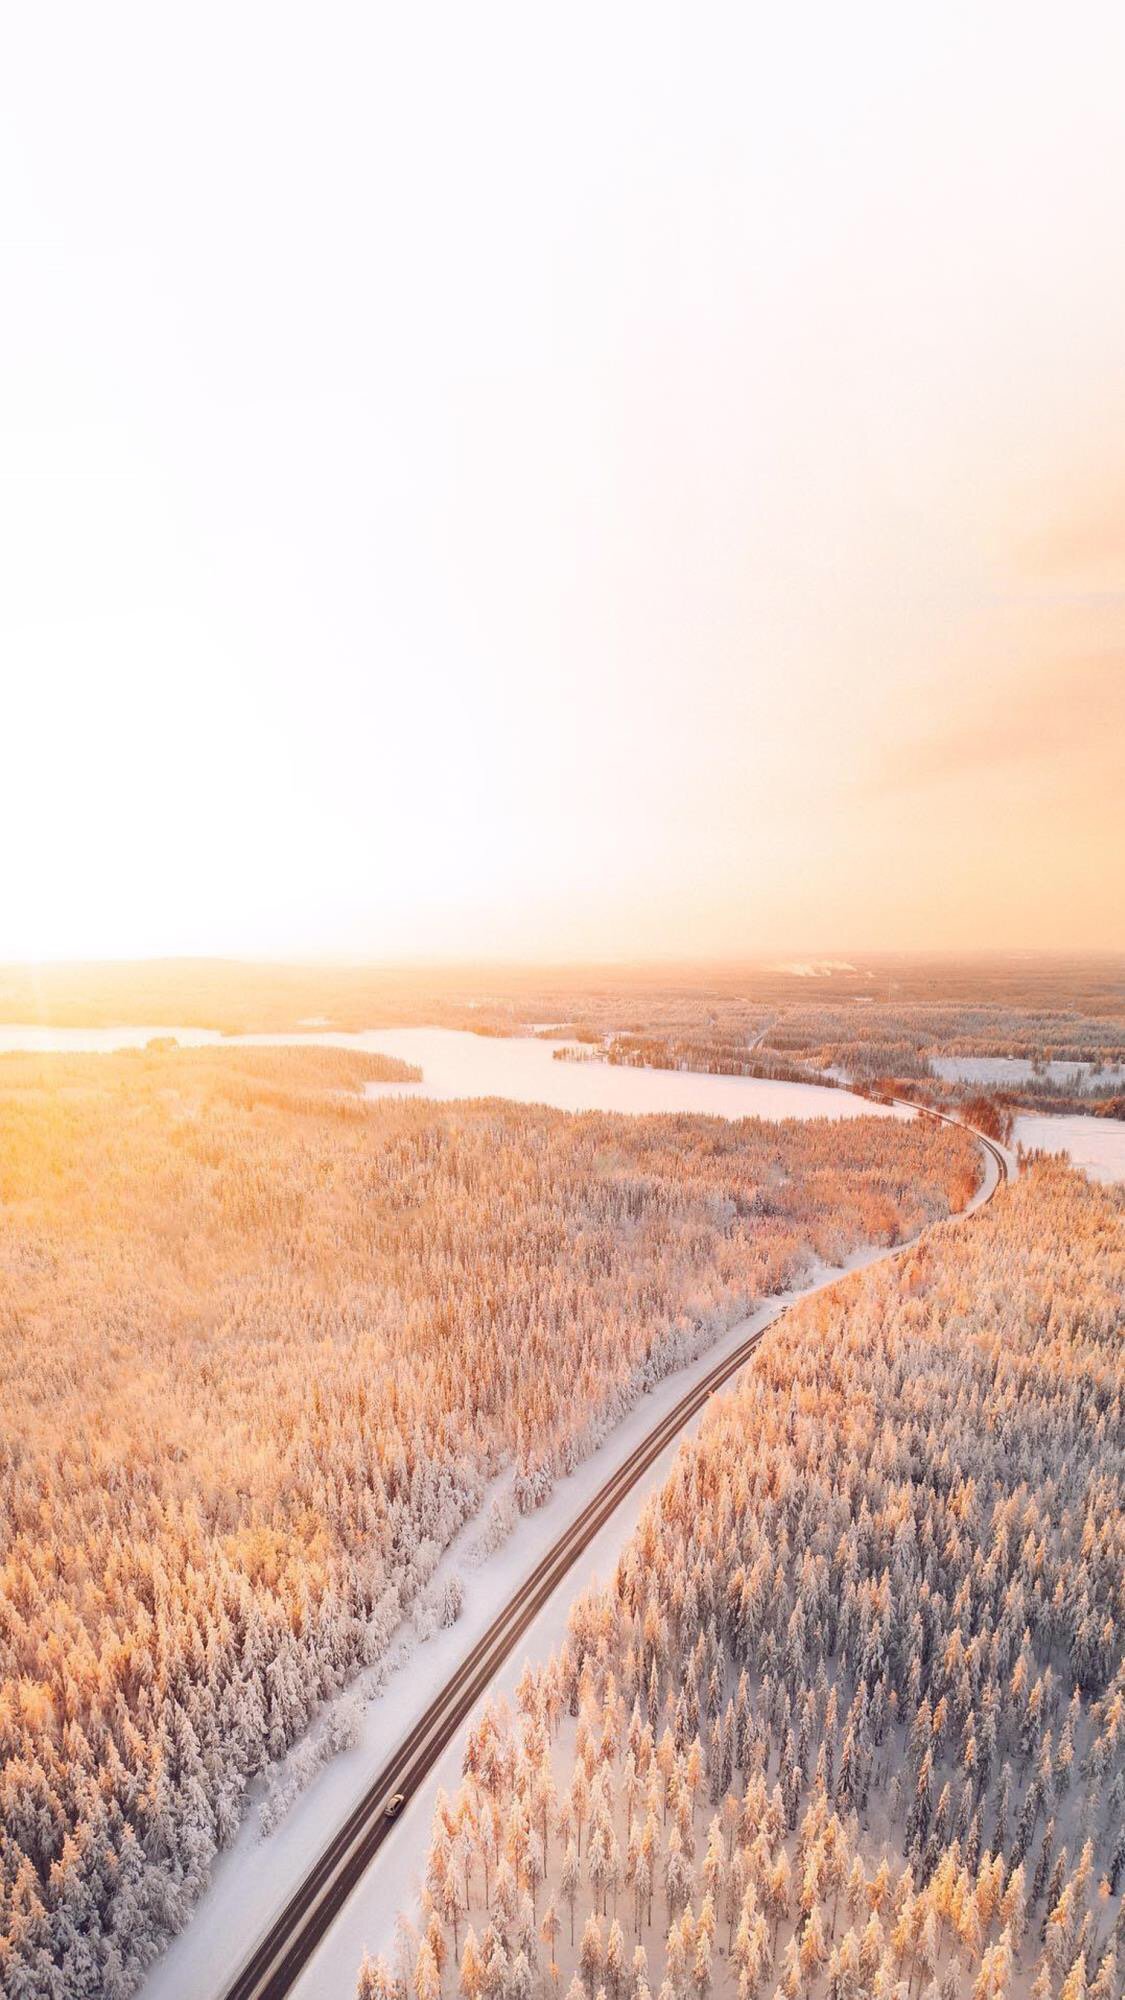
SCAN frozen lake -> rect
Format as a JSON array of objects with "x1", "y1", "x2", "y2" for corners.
[
  {"x1": 0, "y1": 1022, "x2": 907, "y2": 1123},
  {"x1": 344, "y1": 1027, "x2": 908, "y2": 1122},
  {"x1": 933, "y1": 1054, "x2": 1125, "y2": 1090},
  {"x1": 10, "y1": 1026, "x2": 1125, "y2": 1176},
  {"x1": 1012, "y1": 1113, "x2": 1125, "y2": 1185}
]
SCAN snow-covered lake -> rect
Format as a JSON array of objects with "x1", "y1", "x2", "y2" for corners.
[
  {"x1": 1013, "y1": 1113, "x2": 1125, "y2": 1185},
  {"x1": 347, "y1": 1027, "x2": 906, "y2": 1122},
  {"x1": 0, "y1": 1023, "x2": 906, "y2": 1124},
  {"x1": 932, "y1": 1054, "x2": 1125, "y2": 1090}
]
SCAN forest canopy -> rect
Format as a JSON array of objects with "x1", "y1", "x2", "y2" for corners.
[
  {"x1": 0, "y1": 1048, "x2": 975, "y2": 1997},
  {"x1": 381, "y1": 1162, "x2": 1124, "y2": 2000}
]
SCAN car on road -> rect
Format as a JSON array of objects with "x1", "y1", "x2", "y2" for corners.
[{"x1": 383, "y1": 1790, "x2": 406, "y2": 1819}]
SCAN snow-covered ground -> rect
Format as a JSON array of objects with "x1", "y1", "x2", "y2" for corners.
[
  {"x1": 1013, "y1": 1112, "x2": 1125, "y2": 1184},
  {"x1": 932, "y1": 1054, "x2": 1125, "y2": 1089},
  {"x1": 139, "y1": 1143, "x2": 1002, "y2": 2000},
  {"x1": 0, "y1": 1023, "x2": 907, "y2": 1123}
]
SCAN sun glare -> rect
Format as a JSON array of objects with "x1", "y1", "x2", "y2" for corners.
[{"x1": 0, "y1": 11, "x2": 1122, "y2": 2000}]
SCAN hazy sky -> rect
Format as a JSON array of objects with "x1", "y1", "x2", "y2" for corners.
[{"x1": 2, "y1": 3, "x2": 1123, "y2": 961}]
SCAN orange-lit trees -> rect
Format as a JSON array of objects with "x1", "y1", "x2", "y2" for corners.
[
  {"x1": 0, "y1": 1045, "x2": 978, "y2": 1996},
  {"x1": 385, "y1": 1163, "x2": 1123, "y2": 2000}
]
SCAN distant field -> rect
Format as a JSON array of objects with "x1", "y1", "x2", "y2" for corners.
[{"x1": 0, "y1": 952, "x2": 1121, "y2": 1036}]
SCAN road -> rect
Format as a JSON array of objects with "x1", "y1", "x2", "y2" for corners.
[{"x1": 223, "y1": 1116, "x2": 1009, "y2": 2000}]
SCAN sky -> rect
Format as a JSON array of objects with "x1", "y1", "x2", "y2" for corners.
[{"x1": 1, "y1": 2, "x2": 1123, "y2": 963}]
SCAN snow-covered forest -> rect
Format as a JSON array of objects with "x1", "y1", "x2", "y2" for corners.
[
  {"x1": 550, "y1": 1006, "x2": 1125, "y2": 1123},
  {"x1": 761, "y1": 1003, "x2": 1125, "y2": 1075},
  {"x1": 375, "y1": 1161, "x2": 1124, "y2": 2000},
  {"x1": 0, "y1": 1045, "x2": 976, "y2": 1997}
]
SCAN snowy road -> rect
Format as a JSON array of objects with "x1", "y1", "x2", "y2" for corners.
[{"x1": 217, "y1": 1116, "x2": 1008, "y2": 2000}]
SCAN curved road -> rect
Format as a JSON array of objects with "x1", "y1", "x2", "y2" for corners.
[{"x1": 224, "y1": 1115, "x2": 1009, "y2": 2000}]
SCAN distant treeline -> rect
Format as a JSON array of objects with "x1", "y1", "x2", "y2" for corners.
[{"x1": 554, "y1": 1035, "x2": 838, "y2": 1090}]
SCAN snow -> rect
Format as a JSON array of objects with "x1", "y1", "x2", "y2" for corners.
[
  {"x1": 1013, "y1": 1112, "x2": 1125, "y2": 1184},
  {"x1": 345, "y1": 1029, "x2": 907, "y2": 1125},
  {"x1": 138, "y1": 1139, "x2": 999, "y2": 2000},
  {"x1": 286, "y1": 1176, "x2": 1011, "y2": 2000},
  {"x1": 5, "y1": 1015, "x2": 986, "y2": 2000},
  {"x1": 932, "y1": 1055, "x2": 1125, "y2": 1090},
  {"x1": 0, "y1": 1024, "x2": 909, "y2": 1124}
]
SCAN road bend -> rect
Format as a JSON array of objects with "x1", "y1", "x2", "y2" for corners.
[{"x1": 224, "y1": 1117, "x2": 1009, "y2": 2000}]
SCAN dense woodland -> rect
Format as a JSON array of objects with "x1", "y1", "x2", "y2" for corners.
[
  {"x1": 552, "y1": 1041, "x2": 831, "y2": 1093},
  {"x1": 760, "y1": 1003, "x2": 1125, "y2": 1074},
  {"x1": 374, "y1": 1163, "x2": 1125, "y2": 2000},
  {"x1": 0, "y1": 1047, "x2": 976, "y2": 1997},
  {"x1": 553, "y1": 1008, "x2": 1125, "y2": 1121}
]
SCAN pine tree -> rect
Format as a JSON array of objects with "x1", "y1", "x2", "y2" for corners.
[
  {"x1": 798, "y1": 1908, "x2": 827, "y2": 1999},
  {"x1": 563, "y1": 1843, "x2": 581, "y2": 1949},
  {"x1": 415, "y1": 1939, "x2": 440, "y2": 2000},
  {"x1": 580, "y1": 1914, "x2": 603, "y2": 1997},
  {"x1": 1088, "y1": 1944, "x2": 1117, "y2": 2000},
  {"x1": 607, "y1": 1920, "x2": 625, "y2": 2000},
  {"x1": 540, "y1": 1902, "x2": 561, "y2": 1979},
  {"x1": 1058, "y1": 1953, "x2": 1087, "y2": 2000},
  {"x1": 460, "y1": 1930, "x2": 481, "y2": 2000}
]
